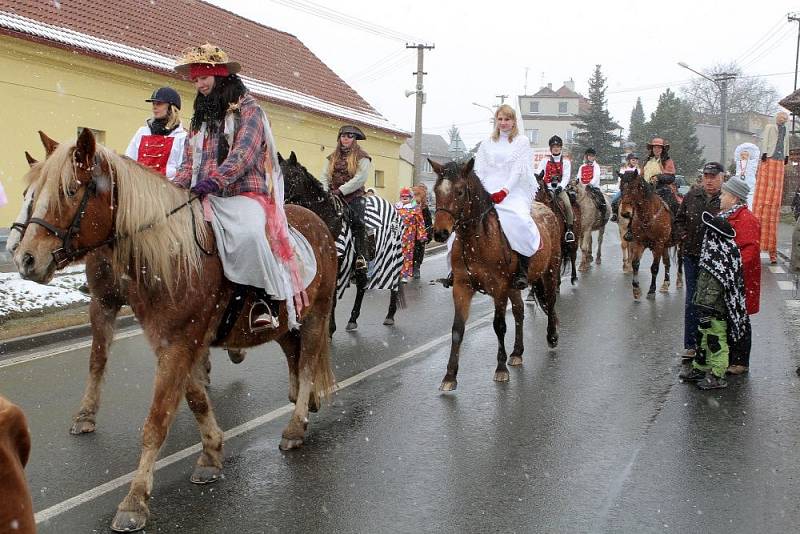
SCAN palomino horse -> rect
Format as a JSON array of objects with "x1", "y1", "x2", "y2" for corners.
[
  {"x1": 618, "y1": 169, "x2": 680, "y2": 299},
  {"x1": 6, "y1": 134, "x2": 228, "y2": 436},
  {"x1": 617, "y1": 210, "x2": 633, "y2": 273},
  {"x1": 535, "y1": 178, "x2": 581, "y2": 285},
  {"x1": 430, "y1": 159, "x2": 561, "y2": 391},
  {"x1": 12, "y1": 129, "x2": 338, "y2": 532},
  {"x1": 572, "y1": 180, "x2": 610, "y2": 272},
  {"x1": 279, "y1": 151, "x2": 404, "y2": 333}
]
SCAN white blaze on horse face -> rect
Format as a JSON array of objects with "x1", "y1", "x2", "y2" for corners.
[
  {"x1": 6, "y1": 185, "x2": 35, "y2": 254},
  {"x1": 435, "y1": 179, "x2": 451, "y2": 199},
  {"x1": 14, "y1": 184, "x2": 57, "y2": 281}
]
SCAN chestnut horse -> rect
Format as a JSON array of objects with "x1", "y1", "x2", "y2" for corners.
[
  {"x1": 534, "y1": 178, "x2": 581, "y2": 285},
  {"x1": 618, "y1": 169, "x2": 680, "y2": 299},
  {"x1": 7, "y1": 133, "x2": 228, "y2": 436},
  {"x1": 430, "y1": 159, "x2": 561, "y2": 391},
  {"x1": 12, "y1": 129, "x2": 337, "y2": 532},
  {"x1": 0, "y1": 395, "x2": 35, "y2": 534}
]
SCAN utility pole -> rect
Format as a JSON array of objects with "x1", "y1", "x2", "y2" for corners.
[
  {"x1": 788, "y1": 13, "x2": 800, "y2": 139},
  {"x1": 407, "y1": 43, "x2": 434, "y2": 186},
  {"x1": 496, "y1": 94, "x2": 508, "y2": 105}
]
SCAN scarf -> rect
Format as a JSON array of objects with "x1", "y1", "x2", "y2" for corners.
[
  {"x1": 147, "y1": 118, "x2": 178, "y2": 136},
  {"x1": 395, "y1": 199, "x2": 417, "y2": 210},
  {"x1": 698, "y1": 206, "x2": 749, "y2": 341}
]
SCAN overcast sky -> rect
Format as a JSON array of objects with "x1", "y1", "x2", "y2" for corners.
[{"x1": 209, "y1": 0, "x2": 800, "y2": 147}]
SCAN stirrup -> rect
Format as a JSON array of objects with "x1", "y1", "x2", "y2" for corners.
[
  {"x1": 355, "y1": 255, "x2": 368, "y2": 271},
  {"x1": 249, "y1": 299, "x2": 279, "y2": 333},
  {"x1": 564, "y1": 230, "x2": 576, "y2": 243}
]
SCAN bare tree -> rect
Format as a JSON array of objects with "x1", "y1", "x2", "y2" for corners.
[{"x1": 680, "y1": 62, "x2": 779, "y2": 120}]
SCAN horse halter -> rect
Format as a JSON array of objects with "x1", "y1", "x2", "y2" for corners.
[
  {"x1": 26, "y1": 154, "x2": 113, "y2": 269},
  {"x1": 435, "y1": 177, "x2": 494, "y2": 230}
]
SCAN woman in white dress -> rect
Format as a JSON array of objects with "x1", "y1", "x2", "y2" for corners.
[{"x1": 474, "y1": 104, "x2": 540, "y2": 289}]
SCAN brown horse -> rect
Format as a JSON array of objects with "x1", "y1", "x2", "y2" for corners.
[
  {"x1": 7, "y1": 133, "x2": 228, "y2": 436},
  {"x1": 430, "y1": 159, "x2": 560, "y2": 391},
  {"x1": 572, "y1": 181, "x2": 610, "y2": 271},
  {"x1": 618, "y1": 169, "x2": 679, "y2": 299},
  {"x1": 0, "y1": 395, "x2": 35, "y2": 534},
  {"x1": 535, "y1": 178, "x2": 581, "y2": 285},
  {"x1": 11, "y1": 129, "x2": 337, "y2": 532}
]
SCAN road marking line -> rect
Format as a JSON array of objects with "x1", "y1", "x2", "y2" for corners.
[
  {"x1": 34, "y1": 312, "x2": 495, "y2": 524},
  {"x1": 778, "y1": 280, "x2": 795, "y2": 291},
  {"x1": 0, "y1": 329, "x2": 143, "y2": 370},
  {"x1": 769, "y1": 265, "x2": 786, "y2": 274}
]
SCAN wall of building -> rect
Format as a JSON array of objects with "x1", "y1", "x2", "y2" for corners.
[
  {"x1": 0, "y1": 35, "x2": 409, "y2": 226},
  {"x1": 521, "y1": 118, "x2": 580, "y2": 152}
]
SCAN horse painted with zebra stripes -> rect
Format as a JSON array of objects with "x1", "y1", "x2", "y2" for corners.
[{"x1": 279, "y1": 152, "x2": 404, "y2": 334}]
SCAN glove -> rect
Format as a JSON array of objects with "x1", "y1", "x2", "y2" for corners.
[
  {"x1": 191, "y1": 178, "x2": 221, "y2": 197},
  {"x1": 490, "y1": 189, "x2": 508, "y2": 203},
  {"x1": 761, "y1": 153, "x2": 767, "y2": 162}
]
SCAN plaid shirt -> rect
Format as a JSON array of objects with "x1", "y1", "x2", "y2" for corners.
[{"x1": 174, "y1": 94, "x2": 269, "y2": 196}]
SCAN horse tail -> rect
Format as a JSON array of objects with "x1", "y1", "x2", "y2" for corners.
[
  {"x1": 530, "y1": 279, "x2": 548, "y2": 316},
  {"x1": 313, "y1": 330, "x2": 337, "y2": 405},
  {"x1": 396, "y1": 282, "x2": 407, "y2": 309}
]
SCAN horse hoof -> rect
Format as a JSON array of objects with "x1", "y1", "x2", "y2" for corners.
[
  {"x1": 494, "y1": 370, "x2": 510, "y2": 382},
  {"x1": 547, "y1": 334, "x2": 559, "y2": 348},
  {"x1": 676, "y1": 280, "x2": 684, "y2": 289},
  {"x1": 382, "y1": 317, "x2": 395, "y2": 326},
  {"x1": 69, "y1": 417, "x2": 96, "y2": 435},
  {"x1": 647, "y1": 292, "x2": 655, "y2": 300},
  {"x1": 111, "y1": 510, "x2": 148, "y2": 532},
  {"x1": 279, "y1": 437, "x2": 304, "y2": 450},
  {"x1": 659, "y1": 287, "x2": 669, "y2": 294},
  {"x1": 439, "y1": 380, "x2": 457, "y2": 392},
  {"x1": 632, "y1": 289, "x2": 641, "y2": 300},
  {"x1": 579, "y1": 265, "x2": 589, "y2": 273},
  {"x1": 190, "y1": 465, "x2": 223, "y2": 485},
  {"x1": 345, "y1": 322, "x2": 358, "y2": 331},
  {"x1": 227, "y1": 348, "x2": 246, "y2": 364},
  {"x1": 595, "y1": 258, "x2": 602, "y2": 265},
  {"x1": 508, "y1": 356, "x2": 523, "y2": 367}
]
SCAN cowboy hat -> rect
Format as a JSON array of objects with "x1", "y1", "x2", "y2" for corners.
[
  {"x1": 647, "y1": 137, "x2": 669, "y2": 149},
  {"x1": 174, "y1": 44, "x2": 241, "y2": 76},
  {"x1": 338, "y1": 125, "x2": 366, "y2": 141}
]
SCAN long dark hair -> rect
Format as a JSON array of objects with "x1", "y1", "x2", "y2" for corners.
[
  {"x1": 648, "y1": 145, "x2": 671, "y2": 162},
  {"x1": 190, "y1": 74, "x2": 247, "y2": 133}
]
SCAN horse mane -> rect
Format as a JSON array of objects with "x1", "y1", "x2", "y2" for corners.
[
  {"x1": 443, "y1": 160, "x2": 493, "y2": 209},
  {"x1": 41, "y1": 142, "x2": 207, "y2": 293}
]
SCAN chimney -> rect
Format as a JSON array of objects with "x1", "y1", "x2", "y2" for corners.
[
  {"x1": 564, "y1": 79, "x2": 575, "y2": 91},
  {"x1": 547, "y1": 83, "x2": 552, "y2": 90}
]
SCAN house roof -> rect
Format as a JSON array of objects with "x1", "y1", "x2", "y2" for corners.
[
  {"x1": 407, "y1": 134, "x2": 450, "y2": 157},
  {"x1": 0, "y1": 1, "x2": 405, "y2": 135}
]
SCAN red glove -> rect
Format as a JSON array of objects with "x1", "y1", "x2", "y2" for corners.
[{"x1": 490, "y1": 189, "x2": 508, "y2": 203}]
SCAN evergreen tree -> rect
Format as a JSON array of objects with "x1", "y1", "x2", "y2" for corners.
[
  {"x1": 571, "y1": 64, "x2": 621, "y2": 165},
  {"x1": 628, "y1": 97, "x2": 648, "y2": 156},
  {"x1": 645, "y1": 89, "x2": 704, "y2": 175}
]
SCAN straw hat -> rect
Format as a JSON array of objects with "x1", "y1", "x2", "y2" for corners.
[
  {"x1": 174, "y1": 44, "x2": 241, "y2": 76},
  {"x1": 647, "y1": 137, "x2": 669, "y2": 149}
]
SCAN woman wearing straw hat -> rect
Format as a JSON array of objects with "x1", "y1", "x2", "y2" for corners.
[
  {"x1": 173, "y1": 44, "x2": 309, "y2": 332},
  {"x1": 125, "y1": 86, "x2": 187, "y2": 179},
  {"x1": 642, "y1": 137, "x2": 676, "y2": 184}
]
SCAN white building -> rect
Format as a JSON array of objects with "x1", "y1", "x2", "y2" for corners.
[{"x1": 518, "y1": 80, "x2": 589, "y2": 160}]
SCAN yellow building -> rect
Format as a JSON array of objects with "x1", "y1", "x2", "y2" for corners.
[{"x1": 0, "y1": 2, "x2": 410, "y2": 228}]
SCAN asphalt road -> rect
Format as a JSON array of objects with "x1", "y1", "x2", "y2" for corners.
[{"x1": 3, "y1": 228, "x2": 800, "y2": 534}]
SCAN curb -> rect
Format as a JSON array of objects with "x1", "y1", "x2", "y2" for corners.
[{"x1": 0, "y1": 314, "x2": 139, "y2": 356}]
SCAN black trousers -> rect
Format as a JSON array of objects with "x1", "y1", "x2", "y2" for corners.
[
  {"x1": 347, "y1": 196, "x2": 368, "y2": 260},
  {"x1": 728, "y1": 320, "x2": 752, "y2": 367}
]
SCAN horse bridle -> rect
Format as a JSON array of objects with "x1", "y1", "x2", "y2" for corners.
[
  {"x1": 435, "y1": 177, "x2": 495, "y2": 230},
  {"x1": 18, "y1": 154, "x2": 205, "y2": 269}
]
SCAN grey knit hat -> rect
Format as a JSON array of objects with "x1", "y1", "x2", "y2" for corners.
[{"x1": 721, "y1": 175, "x2": 750, "y2": 201}]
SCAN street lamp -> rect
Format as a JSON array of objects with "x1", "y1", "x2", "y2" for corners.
[{"x1": 678, "y1": 62, "x2": 736, "y2": 167}]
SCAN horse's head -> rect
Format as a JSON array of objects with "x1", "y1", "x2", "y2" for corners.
[
  {"x1": 13, "y1": 128, "x2": 116, "y2": 283},
  {"x1": 430, "y1": 158, "x2": 486, "y2": 243},
  {"x1": 620, "y1": 169, "x2": 647, "y2": 199},
  {"x1": 279, "y1": 151, "x2": 332, "y2": 204}
]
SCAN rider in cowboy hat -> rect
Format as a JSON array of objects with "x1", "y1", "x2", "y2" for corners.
[
  {"x1": 173, "y1": 44, "x2": 306, "y2": 332},
  {"x1": 535, "y1": 135, "x2": 575, "y2": 243},
  {"x1": 643, "y1": 137, "x2": 676, "y2": 184},
  {"x1": 321, "y1": 125, "x2": 373, "y2": 271}
]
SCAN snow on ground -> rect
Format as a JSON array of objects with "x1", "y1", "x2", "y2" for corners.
[{"x1": 0, "y1": 267, "x2": 88, "y2": 318}]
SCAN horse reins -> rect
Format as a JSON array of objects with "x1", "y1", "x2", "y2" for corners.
[{"x1": 22, "y1": 154, "x2": 211, "y2": 269}]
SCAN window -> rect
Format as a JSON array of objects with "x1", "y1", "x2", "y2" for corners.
[
  {"x1": 558, "y1": 102, "x2": 568, "y2": 114},
  {"x1": 421, "y1": 160, "x2": 432, "y2": 174},
  {"x1": 526, "y1": 129, "x2": 539, "y2": 144},
  {"x1": 529, "y1": 101, "x2": 539, "y2": 114},
  {"x1": 77, "y1": 127, "x2": 105, "y2": 144},
  {"x1": 566, "y1": 130, "x2": 576, "y2": 143},
  {"x1": 374, "y1": 169, "x2": 385, "y2": 188}
]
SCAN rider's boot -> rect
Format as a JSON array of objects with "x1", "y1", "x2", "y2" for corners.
[
  {"x1": 564, "y1": 224, "x2": 576, "y2": 243},
  {"x1": 512, "y1": 253, "x2": 530, "y2": 290},
  {"x1": 352, "y1": 228, "x2": 368, "y2": 272}
]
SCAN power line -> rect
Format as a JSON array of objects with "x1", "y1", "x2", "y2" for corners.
[
  {"x1": 742, "y1": 24, "x2": 794, "y2": 70},
  {"x1": 345, "y1": 48, "x2": 406, "y2": 80},
  {"x1": 737, "y1": 15, "x2": 787, "y2": 64},
  {"x1": 265, "y1": 0, "x2": 429, "y2": 44},
  {"x1": 351, "y1": 53, "x2": 414, "y2": 84}
]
